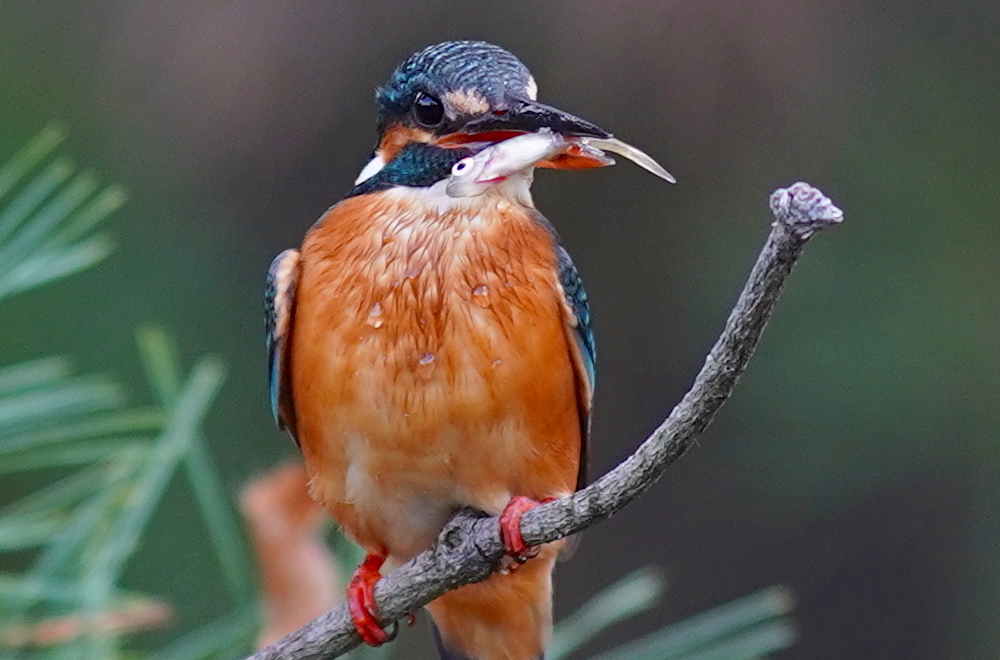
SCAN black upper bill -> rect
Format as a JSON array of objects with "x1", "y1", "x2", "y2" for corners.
[{"x1": 462, "y1": 99, "x2": 612, "y2": 139}]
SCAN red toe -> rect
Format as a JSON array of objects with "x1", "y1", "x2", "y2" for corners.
[
  {"x1": 347, "y1": 554, "x2": 390, "y2": 646},
  {"x1": 499, "y1": 496, "x2": 553, "y2": 563}
]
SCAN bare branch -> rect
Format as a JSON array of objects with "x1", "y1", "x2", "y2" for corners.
[{"x1": 247, "y1": 182, "x2": 843, "y2": 660}]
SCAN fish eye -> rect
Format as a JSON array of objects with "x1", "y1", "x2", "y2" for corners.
[
  {"x1": 413, "y1": 91, "x2": 445, "y2": 127},
  {"x1": 452, "y1": 158, "x2": 473, "y2": 176}
]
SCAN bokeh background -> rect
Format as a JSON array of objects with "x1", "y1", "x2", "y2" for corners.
[{"x1": 2, "y1": 1, "x2": 999, "y2": 658}]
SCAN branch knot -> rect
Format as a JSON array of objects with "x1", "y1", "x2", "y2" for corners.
[{"x1": 770, "y1": 182, "x2": 844, "y2": 239}]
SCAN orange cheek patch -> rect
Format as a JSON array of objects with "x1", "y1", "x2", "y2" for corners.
[{"x1": 379, "y1": 125, "x2": 435, "y2": 161}]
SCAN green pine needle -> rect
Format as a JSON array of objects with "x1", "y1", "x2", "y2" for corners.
[
  {"x1": 0, "y1": 437, "x2": 154, "y2": 475},
  {"x1": 3, "y1": 464, "x2": 114, "y2": 518},
  {"x1": 0, "y1": 408, "x2": 165, "y2": 458},
  {"x1": 0, "y1": 518, "x2": 65, "y2": 551},
  {"x1": 0, "y1": 124, "x2": 65, "y2": 201},
  {"x1": 0, "y1": 357, "x2": 73, "y2": 396},
  {"x1": 0, "y1": 126, "x2": 121, "y2": 303},
  {"x1": 154, "y1": 607, "x2": 259, "y2": 660},
  {"x1": 78, "y1": 357, "x2": 226, "y2": 605},
  {"x1": 550, "y1": 567, "x2": 666, "y2": 660},
  {"x1": 137, "y1": 326, "x2": 256, "y2": 604},
  {"x1": 0, "y1": 375, "x2": 124, "y2": 438},
  {"x1": 586, "y1": 587, "x2": 796, "y2": 660}
]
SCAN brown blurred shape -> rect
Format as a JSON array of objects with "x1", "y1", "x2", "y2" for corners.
[{"x1": 240, "y1": 462, "x2": 341, "y2": 649}]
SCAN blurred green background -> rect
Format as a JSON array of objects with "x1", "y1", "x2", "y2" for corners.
[{"x1": 2, "y1": 1, "x2": 999, "y2": 658}]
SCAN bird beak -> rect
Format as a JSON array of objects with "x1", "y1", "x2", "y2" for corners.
[
  {"x1": 439, "y1": 99, "x2": 675, "y2": 183},
  {"x1": 464, "y1": 99, "x2": 613, "y2": 139}
]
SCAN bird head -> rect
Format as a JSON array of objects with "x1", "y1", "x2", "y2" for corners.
[{"x1": 351, "y1": 41, "x2": 672, "y2": 194}]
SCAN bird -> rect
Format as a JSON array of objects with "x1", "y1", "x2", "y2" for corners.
[{"x1": 265, "y1": 40, "x2": 672, "y2": 660}]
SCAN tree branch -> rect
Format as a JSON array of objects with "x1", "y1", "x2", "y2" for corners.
[{"x1": 247, "y1": 182, "x2": 843, "y2": 660}]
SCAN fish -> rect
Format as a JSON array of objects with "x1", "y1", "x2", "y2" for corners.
[{"x1": 446, "y1": 129, "x2": 674, "y2": 198}]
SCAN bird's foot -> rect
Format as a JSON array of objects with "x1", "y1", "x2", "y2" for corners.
[
  {"x1": 499, "y1": 496, "x2": 554, "y2": 568},
  {"x1": 347, "y1": 553, "x2": 394, "y2": 646}
]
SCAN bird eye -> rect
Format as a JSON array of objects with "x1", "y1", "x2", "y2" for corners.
[
  {"x1": 413, "y1": 91, "x2": 445, "y2": 127},
  {"x1": 452, "y1": 158, "x2": 473, "y2": 176}
]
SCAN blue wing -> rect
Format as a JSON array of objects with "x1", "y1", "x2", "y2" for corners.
[
  {"x1": 265, "y1": 249, "x2": 300, "y2": 441},
  {"x1": 556, "y1": 245, "x2": 595, "y2": 490}
]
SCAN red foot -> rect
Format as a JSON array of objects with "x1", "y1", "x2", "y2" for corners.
[
  {"x1": 347, "y1": 554, "x2": 390, "y2": 646},
  {"x1": 499, "y1": 496, "x2": 554, "y2": 563}
]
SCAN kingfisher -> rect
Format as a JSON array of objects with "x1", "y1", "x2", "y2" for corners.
[{"x1": 265, "y1": 41, "x2": 672, "y2": 660}]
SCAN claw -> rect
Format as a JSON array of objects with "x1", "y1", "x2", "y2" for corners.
[{"x1": 348, "y1": 554, "x2": 391, "y2": 646}]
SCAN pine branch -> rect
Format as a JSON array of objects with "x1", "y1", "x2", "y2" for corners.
[{"x1": 248, "y1": 182, "x2": 843, "y2": 660}]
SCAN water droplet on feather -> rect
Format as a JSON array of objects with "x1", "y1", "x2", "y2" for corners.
[
  {"x1": 472, "y1": 285, "x2": 490, "y2": 307},
  {"x1": 367, "y1": 302, "x2": 384, "y2": 328}
]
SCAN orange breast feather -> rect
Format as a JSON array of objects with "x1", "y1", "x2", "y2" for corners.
[{"x1": 290, "y1": 190, "x2": 582, "y2": 560}]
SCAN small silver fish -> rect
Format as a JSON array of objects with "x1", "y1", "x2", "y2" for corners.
[
  {"x1": 445, "y1": 130, "x2": 570, "y2": 198},
  {"x1": 446, "y1": 129, "x2": 674, "y2": 198}
]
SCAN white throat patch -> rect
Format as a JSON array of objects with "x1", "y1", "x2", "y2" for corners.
[{"x1": 354, "y1": 153, "x2": 387, "y2": 185}]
